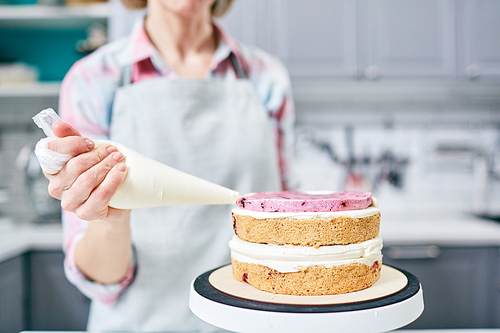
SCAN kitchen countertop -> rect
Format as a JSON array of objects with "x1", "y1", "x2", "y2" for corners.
[
  {"x1": 1, "y1": 215, "x2": 500, "y2": 263},
  {"x1": 18, "y1": 329, "x2": 500, "y2": 332},
  {"x1": 381, "y1": 215, "x2": 500, "y2": 247},
  {"x1": 0, "y1": 222, "x2": 63, "y2": 262}
]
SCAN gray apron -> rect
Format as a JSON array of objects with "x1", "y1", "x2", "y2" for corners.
[{"x1": 87, "y1": 54, "x2": 282, "y2": 331}]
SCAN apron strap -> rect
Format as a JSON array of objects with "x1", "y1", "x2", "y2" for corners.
[
  {"x1": 119, "y1": 65, "x2": 133, "y2": 87},
  {"x1": 229, "y1": 52, "x2": 248, "y2": 80}
]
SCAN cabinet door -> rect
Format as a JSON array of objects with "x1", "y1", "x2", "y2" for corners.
[
  {"x1": 497, "y1": 247, "x2": 500, "y2": 328},
  {"x1": 359, "y1": 0, "x2": 456, "y2": 78},
  {"x1": 0, "y1": 256, "x2": 25, "y2": 333},
  {"x1": 383, "y1": 246, "x2": 498, "y2": 329},
  {"x1": 456, "y1": 0, "x2": 500, "y2": 78},
  {"x1": 29, "y1": 251, "x2": 90, "y2": 331},
  {"x1": 266, "y1": 0, "x2": 358, "y2": 78}
]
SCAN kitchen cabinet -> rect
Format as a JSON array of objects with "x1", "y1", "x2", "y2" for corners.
[
  {"x1": 383, "y1": 246, "x2": 500, "y2": 329},
  {"x1": 219, "y1": 0, "x2": 500, "y2": 79},
  {"x1": 265, "y1": 0, "x2": 358, "y2": 78},
  {"x1": 497, "y1": 248, "x2": 500, "y2": 328},
  {"x1": 0, "y1": 255, "x2": 26, "y2": 333},
  {"x1": 0, "y1": 251, "x2": 91, "y2": 333},
  {"x1": 456, "y1": 0, "x2": 500, "y2": 77},
  {"x1": 28, "y1": 251, "x2": 90, "y2": 331},
  {"x1": 219, "y1": 0, "x2": 358, "y2": 78},
  {"x1": 358, "y1": 0, "x2": 456, "y2": 78}
]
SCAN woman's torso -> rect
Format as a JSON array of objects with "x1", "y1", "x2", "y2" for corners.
[{"x1": 59, "y1": 19, "x2": 294, "y2": 332}]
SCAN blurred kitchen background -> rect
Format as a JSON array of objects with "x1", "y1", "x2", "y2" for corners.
[{"x1": 0, "y1": 0, "x2": 500, "y2": 332}]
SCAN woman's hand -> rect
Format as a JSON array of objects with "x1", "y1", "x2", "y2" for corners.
[
  {"x1": 44, "y1": 122, "x2": 129, "y2": 222},
  {"x1": 46, "y1": 122, "x2": 133, "y2": 284}
]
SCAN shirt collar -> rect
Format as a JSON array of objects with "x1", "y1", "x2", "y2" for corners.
[
  {"x1": 209, "y1": 22, "x2": 233, "y2": 71},
  {"x1": 116, "y1": 18, "x2": 240, "y2": 75}
]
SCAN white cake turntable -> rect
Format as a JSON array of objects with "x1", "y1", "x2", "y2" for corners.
[{"x1": 189, "y1": 264, "x2": 423, "y2": 333}]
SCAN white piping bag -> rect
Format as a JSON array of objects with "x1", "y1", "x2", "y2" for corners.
[
  {"x1": 33, "y1": 109, "x2": 240, "y2": 209},
  {"x1": 33, "y1": 108, "x2": 73, "y2": 175}
]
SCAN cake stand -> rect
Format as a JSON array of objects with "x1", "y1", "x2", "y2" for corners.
[{"x1": 189, "y1": 264, "x2": 424, "y2": 333}]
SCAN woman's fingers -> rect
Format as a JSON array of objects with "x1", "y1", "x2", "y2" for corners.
[
  {"x1": 60, "y1": 150, "x2": 125, "y2": 212},
  {"x1": 47, "y1": 136, "x2": 95, "y2": 156},
  {"x1": 48, "y1": 121, "x2": 89, "y2": 155},
  {"x1": 73, "y1": 163, "x2": 128, "y2": 221},
  {"x1": 47, "y1": 145, "x2": 118, "y2": 199},
  {"x1": 52, "y1": 121, "x2": 81, "y2": 137}
]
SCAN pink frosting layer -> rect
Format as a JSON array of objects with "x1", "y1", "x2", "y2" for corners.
[{"x1": 236, "y1": 191, "x2": 372, "y2": 213}]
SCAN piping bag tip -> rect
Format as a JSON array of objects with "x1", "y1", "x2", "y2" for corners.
[{"x1": 230, "y1": 190, "x2": 240, "y2": 204}]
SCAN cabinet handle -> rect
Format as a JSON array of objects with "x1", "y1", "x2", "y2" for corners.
[
  {"x1": 466, "y1": 64, "x2": 480, "y2": 79},
  {"x1": 364, "y1": 66, "x2": 380, "y2": 80},
  {"x1": 385, "y1": 245, "x2": 441, "y2": 259},
  {"x1": 351, "y1": 66, "x2": 365, "y2": 79}
]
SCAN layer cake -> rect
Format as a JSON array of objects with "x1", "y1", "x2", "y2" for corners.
[{"x1": 229, "y1": 191, "x2": 382, "y2": 295}]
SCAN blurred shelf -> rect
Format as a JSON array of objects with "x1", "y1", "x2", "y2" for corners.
[
  {"x1": 0, "y1": 3, "x2": 108, "y2": 19},
  {"x1": 0, "y1": 82, "x2": 60, "y2": 97},
  {"x1": 0, "y1": 3, "x2": 108, "y2": 28}
]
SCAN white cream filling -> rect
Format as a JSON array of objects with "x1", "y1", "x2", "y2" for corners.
[
  {"x1": 232, "y1": 197, "x2": 379, "y2": 220},
  {"x1": 229, "y1": 235, "x2": 383, "y2": 273}
]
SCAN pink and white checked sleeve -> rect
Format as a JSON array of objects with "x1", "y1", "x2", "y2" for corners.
[
  {"x1": 63, "y1": 212, "x2": 136, "y2": 305},
  {"x1": 59, "y1": 59, "x2": 137, "y2": 305}
]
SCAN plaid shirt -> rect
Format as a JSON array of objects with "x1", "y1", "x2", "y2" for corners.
[{"x1": 59, "y1": 18, "x2": 295, "y2": 305}]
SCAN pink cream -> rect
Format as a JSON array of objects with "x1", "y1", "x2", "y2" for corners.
[{"x1": 236, "y1": 191, "x2": 372, "y2": 213}]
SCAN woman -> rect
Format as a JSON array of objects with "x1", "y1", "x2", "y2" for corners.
[{"x1": 46, "y1": 0, "x2": 294, "y2": 331}]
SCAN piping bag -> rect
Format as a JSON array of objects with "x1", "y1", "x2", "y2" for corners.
[{"x1": 33, "y1": 108, "x2": 240, "y2": 209}]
